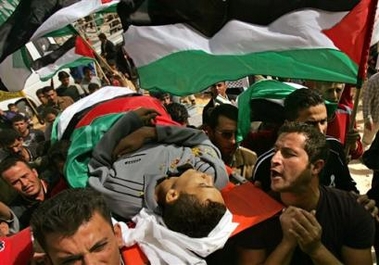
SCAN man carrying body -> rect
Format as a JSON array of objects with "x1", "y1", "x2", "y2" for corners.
[
  {"x1": 88, "y1": 108, "x2": 228, "y2": 237},
  {"x1": 237, "y1": 122, "x2": 375, "y2": 264},
  {"x1": 253, "y1": 88, "x2": 358, "y2": 193},
  {"x1": 30, "y1": 188, "x2": 124, "y2": 265},
  {"x1": 205, "y1": 104, "x2": 257, "y2": 180},
  {"x1": 308, "y1": 81, "x2": 363, "y2": 159}
]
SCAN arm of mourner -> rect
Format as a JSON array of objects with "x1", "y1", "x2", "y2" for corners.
[
  {"x1": 341, "y1": 247, "x2": 373, "y2": 265},
  {"x1": 90, "y1": 109, "x2": 158, "y2": 168},
  {"x1": 113, "y1": 125, "x2": 213, "y2": 159}
]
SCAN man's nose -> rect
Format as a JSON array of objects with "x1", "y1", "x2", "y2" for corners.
[{"x1": 271, "y1": 150, "x2": 282, "y2": 164}]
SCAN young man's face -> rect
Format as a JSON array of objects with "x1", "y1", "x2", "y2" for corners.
[
  {"x1": 44, "y1": 212, "x2": 123, "y2": 265},
  {"x1": 37, "y1": 93, "x2": 48, "y2": 105},
  {"x1": 45, "y1": 90, "x2": 58, "y2": 104},
  {"x1": 314, "y1": 82, "x2": 345, "y2": 103},
  {"x1": 44, "y1": 113, "x2": 57, "y2": 124},
  {"x1": 60, "y1": 77, "x2": 70, "y2": 87},
  {"x1": 208, "y1": 115, "x2": 237, "y2": 163},
  {"x1": 9, "y1": 106, "x2": 18, "y2": 112},
  {"x1": 12, "y1": 120, "x2": 28, "y2": 135},
  {"x1": 270, "y1": 132, "x2": 313, "y2": 193},
  {"x1": 2, "y1": 161, "x2": 42, "y2": 198},
  {"x1": 169, "y1": 169, "x2": 225, "y2": 205},
  {"x1": 211, "y1": 82, "x2": 227, "y2": 98},
  {"x1": 294, "y1": 104, "x2": 328, "y2": 135},
  {"x1": 6, "y1": 138, "x2": 24, "y2": 155}
]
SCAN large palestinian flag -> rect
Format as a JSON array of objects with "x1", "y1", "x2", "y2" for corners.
[
  {"x1": 119, "y1": 0, "x2": 377, "y2": 95},
  {"x1": 0, "y1": 0, "x2": 120, "y2": 64},
  {"x1": 31, "y1": 36, "x2": 95, "y2": 81},
  {"x1": 60, "y1": 93, "x2": 178, "y2": 188}
]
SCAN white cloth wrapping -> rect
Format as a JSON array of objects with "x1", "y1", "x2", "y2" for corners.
[{"x1": 114, "y1": 208, "x2": 238, "y2": 265}]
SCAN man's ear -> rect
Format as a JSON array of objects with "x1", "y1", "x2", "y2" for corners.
[
  {"x1": 113, "y1": 223, "x2": 123, "y2": 248},
  {"x1": 165, "y1": 189, "x2": 179, "y2": 204},
  {"x1": 311, "y1": 159, "x2": 325, "y2": 175}
]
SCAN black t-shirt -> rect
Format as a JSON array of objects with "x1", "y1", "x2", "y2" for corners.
[
  {"x1": 56, "y1": 85, "x2": 81, "y2": 102},
  {"x1": 234, "y1": 186, "x2": 375, "y2": 264}
]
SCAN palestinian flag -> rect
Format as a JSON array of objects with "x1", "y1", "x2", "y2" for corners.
[
  {"x1": 55, "y1": 92, "x2": 178, "y2": 188},
  {"x1": 0, "y1": 46, "x2": 32, "y2": 92},
  {"x1": 237, "y1": 80, "x2": 337, "y2": 141},
  {"x1": 0, "y1": 0, "x2": 120, "y2": 64},
  {"x1": 51, "y1": 86, "x2": 136, "y2": 141},
  {"x1": 31, "y1": 36, "x2": 95, "y2": 81},
  {"x1": 119, "y1": 0, "x2": 377, "y2": 95}
]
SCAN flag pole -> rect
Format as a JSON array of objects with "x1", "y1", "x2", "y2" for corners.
[
  {"x1": 345, "y1": 0, "x2": 378, "y2": 156},
  {"x1": 73, "y1": 27, "x2": 136, "y2": 90},
  {"x1": 94, "y1": 60, "x2": 111, "y2": 85}
]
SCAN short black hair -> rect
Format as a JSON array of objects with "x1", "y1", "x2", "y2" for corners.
[
  {"x1": 278, "y1": 121, "x2": 329, "y2": 163},
  {"x1": 58, "y1": 71, "x2": 70, "y2": 80},
  {"x1": 41, "y1": 107, "x2": 60, "y2": 120},
  {"x1": 30, "y1": 188, "x2": 113, "y2": 251},
  {"x1": 0, "y1": 156, "x2": 30, "y2": 177},
  {"x1": 208, "y1": 104, "x2": 238, "y2": 129},
  {"x1": 83, "y1": 66, "x2": 92, "y2": 73},
  {"x1": 48, "y1": 140, "x2": 70, "y2": 167},
  {"x1": 10, "y1": 114, "x2": 27, "y2": 124},
  {"x1": 0, "y1": 129, "x2": 22, "y2": 147},
  {"x1": 166, "y1": 103, "x2": 189, "y2": 124},
  {"x1": 284, "y1": 88, "x2": 325, "y2": 121},
  {"x1": 162, "y1": 193, "x2": 226, "y2": 238},
  {"x1": 88, "y1": 83, "x2": 100, "y2": 93},
  {"x1": 7, "y1": 103, "x2": 16, "y2": 109},
  {"x1": 42, "y1": 86, "x2": 55, "y2": 94},
  {"x1": 36, "y1": 88, "x2": 44, "y2": 96},
  {"x1": 98, "y1": 33, "x2": 107, "y2": 40}
]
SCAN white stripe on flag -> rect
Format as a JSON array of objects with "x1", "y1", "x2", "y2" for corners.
[
  {"x1": 35, "y1": 47, "x2": 89, "y2": 80},
  {"x1": 32, "y1": 0, "x2": 120, "y2": 40},
  {"x1": 124, "y1": 9, "x2": 347, "y2": 67}
]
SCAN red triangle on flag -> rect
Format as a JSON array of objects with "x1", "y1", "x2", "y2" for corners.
[
  {"x1": 323, "y1": 0, "x2": 372, "y2": 65},
  {"x1": 75, "y1": 37, "x2": 95, "y2": 58},
  {"x1": 101, "y1": 0, "x2": 113, "y2": 3}
]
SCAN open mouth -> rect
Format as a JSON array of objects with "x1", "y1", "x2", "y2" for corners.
[{"x1": 270, "y1": 169, "x2": 282, "y2": 179}]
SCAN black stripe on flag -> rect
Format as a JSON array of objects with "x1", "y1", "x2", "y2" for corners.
[
  {"x1": 118, "y1": 0, "x2": 360, "y2": 37},
  {"x1": 0, "y1": 0, "x2": 80, "y2": 64},
  {"x1": 31, "y1": 36, "x2": 76, "y2": 71}
]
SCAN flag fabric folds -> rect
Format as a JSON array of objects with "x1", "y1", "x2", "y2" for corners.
[
  {"x1": 31, "y1": 36, "x2": 95, "y2": 81},
  {"x1": 120, "y1": 0, "x2": 377, "y2": 96},
  {"x1": 0, "y1": 46, "x2": 32, "y2": 92},
  {"x1": 237, "y1": 80, "x2": 337, "y2": 141},
  {"x1": 0, "y1": 0, "x2": 120, "y2": 64}
]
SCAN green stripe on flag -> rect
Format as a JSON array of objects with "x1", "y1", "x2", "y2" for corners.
[
  {"x1": 65, "y1": 113, "x2": 124, "y2": 188},
  {"x1": 137, "y1": 48, "x2": 358, "y2": 96},
  {"x1": 11, "y1": 47, "x2": 31, "y2": 72},
  {"x1": 44, "y1": 25, "x2": 77, "y2": 37},
  {"x1": 39, "y1": 57, "x2": 95, "y2": 81},
  {"x1": 0, "y1": 0, "x2": 19, "y2": 25}
]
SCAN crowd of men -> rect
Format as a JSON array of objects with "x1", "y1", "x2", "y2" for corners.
[{"x1": 0, "y1": 59, "x2": 379, "y2": 264}]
